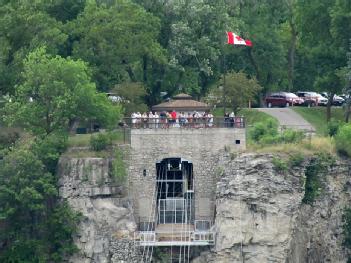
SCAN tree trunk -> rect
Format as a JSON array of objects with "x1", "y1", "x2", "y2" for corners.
[
  {"x1": 143, "y1": 55, "x2": 148, "y2": 83},
  {"x1": 247, "y1": 48, "x2": 264, "y2": 106},
  {"x1": 345, "y1": 102, "x2": 351, "y2": 123},
  {"x1": 287, "y1": 20, "x2": 297, "y2": 92},
  {"x1": 326, "y1": 93, "x2": 334, "y2": 122},
  {"x1": 126, "y1": 66, "x2": 136, "y2": 82}
]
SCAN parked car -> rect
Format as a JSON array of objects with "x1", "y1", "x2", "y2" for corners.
[
  {"x1": 320, "y1": 92, "x2": 345, "y2": 106},
  {"x1": 295, "y1": 91, "x2": 328, "y2": 106},
  {"x1": 265, "y1": 92, "x2": 304, "y2": 108}
]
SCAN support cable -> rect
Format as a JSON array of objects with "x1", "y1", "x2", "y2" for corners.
[
  {"x1": 144, "y1": 163, "x2": 164, "y2": 262},
  {"x1": 238, "y1": 153, "x2": 244, "y2": 262},
  {"x1": 186, "y1": 192, "x2": 192, "y2": 263}
]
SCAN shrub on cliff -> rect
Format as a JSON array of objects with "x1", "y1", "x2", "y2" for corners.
[
  {"x1": 249, "y1": 119, "x2": 279, "y2": 143},
  {"x1": 302, "y1": 153, "x2": 335, "y2": 204},
  {"x1": 250, "y1": 119, "x2": 305, "y2": 145},
  {"x1": 343, "y1": 208, "x2": 351, "y2": 250},
  {"x1": 327, "y1": 118, "x2": 343, "y2": 137},
  {"x1": 335, "y1": 124, "x2": 351, "y2": 157},
  {"x1": 90, "y1": 133, "x2": 111, "y2": 151}
]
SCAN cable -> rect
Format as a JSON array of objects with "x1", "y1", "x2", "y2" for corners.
[
  {"x1": 237, "y1": 153, "x2": 244, "y2": 262},
  {"x1": 143, "y1": 162, "x2": 163, "y2": 262}
]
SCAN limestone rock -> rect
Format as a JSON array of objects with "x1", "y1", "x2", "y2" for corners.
[{"x1": 58, "y1": 157, "x2": 139, "y2": 263}]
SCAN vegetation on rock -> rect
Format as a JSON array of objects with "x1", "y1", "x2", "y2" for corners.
[{"x1": 302, "y1": 153, "x2": 336, "y2": 204}]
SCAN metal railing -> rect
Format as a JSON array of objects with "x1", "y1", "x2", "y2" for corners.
[
  {"x1": 194, "y1": 220, "x2": 213, "y2": 231},
  {"x1": 122, "y1": 117, "x2": 245, "y2": 129},
  {"x1": 134, "y1": 229, "x2": 215, "y2": 245},
  {"x1": 134, "y1": 219, "x2": 215, "y2": 246}
]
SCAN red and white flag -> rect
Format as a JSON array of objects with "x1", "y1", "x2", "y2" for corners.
[{"x1": 227, "y1": 32, "x2": 252, "y2": 47}]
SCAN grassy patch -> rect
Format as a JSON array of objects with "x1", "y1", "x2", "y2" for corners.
[
  {"x1": 111, "y1": 148, "x2": 127, "y2": 183},
  {"x1": 67, "y1": 130, "x2": 125, "y2": 148},
  {"x1": 249, "y1": 136, "x2": 336, "y2": 156},
  {"x1": 62, "y1": 150, "x2": 111, "y2": 158},
  {"x1": 213, "y1": 108, "x2": 278, "y2": 126},
  {"x1": 272, "y1": 157, "x2": 288, "y2": 172},
  {"x1": 293, "y1": 107, "x2": 345, "y2": 135}
]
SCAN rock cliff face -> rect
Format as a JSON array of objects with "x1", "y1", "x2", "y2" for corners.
[
  {"x1": 287, "y1": 159, "x2": 351, "y2": 263},
  {"x1": 58, "y1": 157, "x2": 139, "y2": 263},
  {"x1": 58, "y1": 153, "x2": 351, "y2": 263},
  {"x1": 194, "y1": 153, "x2": 351, "y2": 263}
]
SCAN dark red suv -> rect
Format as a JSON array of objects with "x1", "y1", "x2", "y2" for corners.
[{"x1": 265, "y1": 92, "x2": 304, "y2": 107}]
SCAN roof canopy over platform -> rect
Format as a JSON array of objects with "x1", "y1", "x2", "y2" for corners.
[{"x1": 152, "y1": 93, "x2": 210, "y2": 112}]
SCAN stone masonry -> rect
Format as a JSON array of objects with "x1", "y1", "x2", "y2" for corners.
[{"x1": 127, "y1": 128, "x2": 246, "y2": 223}]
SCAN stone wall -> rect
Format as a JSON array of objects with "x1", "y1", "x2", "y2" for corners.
[
  {"x1": 58, "y1": 157, "x2": 140, "y2": 263},
  {"x1": 127, "y1": 128, "x2": 246, "y2": 223}
]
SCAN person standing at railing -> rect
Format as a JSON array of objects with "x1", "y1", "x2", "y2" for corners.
[
  {"x1": 229, "y1": 111, "x2": 235, "y2": 127},
  {"x1": 193, "y1": 111, "x2": 200, "y2": 128},
  {"x1": 135, "y1": 112, "x2": 141, "y2": 128},
  {"x1": 142, "y1": 112, "x2": 148, "y2": 128},
  {"x1": 171, "y1": 110, "x2": 177, "y2": 127},
  {"x1": 148, "y1": 111, "x2": 154, "y2": 129},
  {"x1": 131, "y1": 112, "x2": 137, "y2": 128},
  {"x1": 208, "y1": 112, "x2": 214, "y2": 127},
  {"x1": 166, "y1": 111, "x2": 171, "y2": 128},
  {"x1": 160, "y1": 111, "x2": 167, "y2": 128},
  {"x1": 186, "y1": 113, "x2": 192, "y2": 128},
  {"x1": 179, "y1": 112, "x2": 186, "y2": 127},
  {"x1": 154, "y1": 111, "x2": 159, "y2": 128},
  {"x1": 224, "y1": 112, "x2": 229, "y2": 127}
]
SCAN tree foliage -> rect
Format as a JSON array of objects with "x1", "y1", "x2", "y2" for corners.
[
  {"x1": 111, "y1": 82, "x2": 148, "y2": 116},
  {"x1": 0, "y1": 139, "x2": 80, "y2": 262},
  {"x1": 69, "y1": 0, "x2": 165, "y2": 91},
  {"x1": 219, "y1": 71, "x2": 262, "y2": 112},
  {"x1": 4, "y1": 47, "x2": 121, "y2": 135}
]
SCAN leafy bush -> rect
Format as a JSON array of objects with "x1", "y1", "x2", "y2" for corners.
[
  {"x1": 302, "y1": 153, "x2": 335, "y2": 204},
  {"x1": 327, "y1": 118, "x2": 343, "y2": 137},
  {"x1": 249, "y1": 119, "x2": 279, "y2": 143},
  {"x1": 0, "y1": 128, "x2": 20, "y2": 149},
  {"x1": 288, "y1": 152, "x2": 305, "y2": 167},
  {"x1": 111, "y1": 148, "x2": 127, "y2": 183},
  {"x1": 250, "y1": 119, "x2": 305, "y2": 145},
  {"x1": 90, "y1": 133, "x2": 111, "y2": 151},
  {"x1": 335, "y1": 124, "x2": 351, "y2": 157},
  {"x1": 32, "y1": 133, "x2": 68, "y2": 173},
  {"x1": 272, "y1": 157, "x2": 288, "y2": 172},
  {"x1": 343, "y1": 208, "x2": 351, "y2": 250},
  {"x1": 281, "y1": 129, "x2": 305, "y2": 143}
]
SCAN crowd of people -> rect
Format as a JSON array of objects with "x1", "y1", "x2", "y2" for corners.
[{"x1": 130, "y1": 110, "x2": 214, "y2": 128}]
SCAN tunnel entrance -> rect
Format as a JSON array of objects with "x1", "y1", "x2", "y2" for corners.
[
  {"x1": 135, "y1": 157, "x2": 214, "y2": 248},
  {"x1": 156, "y1": 158, "x2": 194, "y2": 224}
]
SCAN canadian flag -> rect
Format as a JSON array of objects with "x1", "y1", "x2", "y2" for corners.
[{"x1": 227, "y1": 32, "x2": 252, "y2": 47}]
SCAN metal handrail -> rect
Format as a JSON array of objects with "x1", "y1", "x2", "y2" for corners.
[
  {"x1": 122, "y1": 116, "x2": 245, "y2": 129},
  {"x1": 134, "y1": 229, "x2": 215, "y2": 244}
]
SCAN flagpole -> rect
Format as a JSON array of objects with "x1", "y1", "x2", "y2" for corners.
[{"x1": 222, "y1": 32, "x2": 227, "y2": 115}]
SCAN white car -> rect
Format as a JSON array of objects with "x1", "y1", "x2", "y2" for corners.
[{"x1": 321, "y1": 92, "x2": 345, "y2": 106}]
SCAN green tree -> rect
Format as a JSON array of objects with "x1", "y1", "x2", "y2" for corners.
[
  {"x1": 0, "y1": 140, "x2": 80, "y2": 262},
  {"x1": 69, "y1": 0, "x2": 165, "y2": 91},
  {"x1": 296, "y1": 0, "x2": 351, "y2": 121},
  {"x1": 232, "y1": 0, "x2": 288, "y2": 96},
  {"x1": 111, "y1": 82, "x2": 148, "y2": 116},
  {"x1": 4, "y1": 47, "x2": 121, "y2": 135},
  {"x1": 135, "y1": 0, "x2": 234, "y2": 102},
  {"x1": 0, "y1": 1, "x2": 68, "y2": 95},
  {"x1": 217, "y1": 71, "x2": 262, "y2": 113}
]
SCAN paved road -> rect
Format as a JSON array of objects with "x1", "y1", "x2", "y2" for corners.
[{"x1": 257, "y1": 107, "x2": 315, "y2": 132}]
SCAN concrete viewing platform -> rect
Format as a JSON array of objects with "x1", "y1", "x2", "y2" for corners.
[{"x1": 135, "y1": 223, "x2": 215, "y2": 247}]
